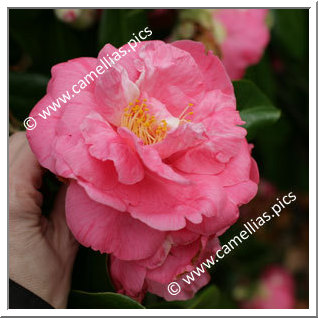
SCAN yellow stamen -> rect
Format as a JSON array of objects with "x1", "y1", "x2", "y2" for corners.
[
  {"x1": 179, "y1": 103, "x2": 195, "y2": 123},
  {"x1": 121, "y1": 100, "x2": 195, "y2": 144},
  {"x1": 121, "y1": 99, "x2": 168, "y2": 145}
]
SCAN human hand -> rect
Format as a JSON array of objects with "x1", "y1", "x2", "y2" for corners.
[{"x1": 9, "y1": 132, "x2": 78, "y2": 308}]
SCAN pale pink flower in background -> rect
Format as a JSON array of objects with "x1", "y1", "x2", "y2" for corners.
[
  {"x1": 27, "y1": 40, "x2": 258, "y2": 301},
  {"x1": 213, "y1": 9, "x2": 270, "y2": 79},
  {"x1": 169, "y1": 9, "x2": 270, "y2": 80},
  {"x1": 241, "y1": 265, "x2": 295, "y2": 309},
  {"x1": 54, "y1": 9, "x2": 98, "y2": 29}
]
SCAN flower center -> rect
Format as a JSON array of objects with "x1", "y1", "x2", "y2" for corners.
[{"x1": 121, "y1": 99, "x2": 193, "y2": 145}]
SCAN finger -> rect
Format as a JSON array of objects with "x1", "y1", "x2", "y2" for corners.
[
  {"x1": 9, "y1": 132, "x2": 44, "y2": 221},
  {"x1": 9, "y1": 132, "x2": 43, "y2": 190},
  {"x1": 47, "y1": 185, "x2": 78, "y2": 258}
]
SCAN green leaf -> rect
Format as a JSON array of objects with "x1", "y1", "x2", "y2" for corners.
[
  {"x1": 148, "y1": 285, "x2": 224, "y2": 309},
  {"x1": 233, "y1": 80, "x2": 281, "y2": 139},
  {"x1": 9, "y1": 72, "x2": 49, "y2": 120},
  {"x1": 185, "y1": 285, "x2": 220, "y2": 309},
  {"x1": 68, "y1": 290, "x2": 145, "y2": 309},
  {"x1": 98, "y1": 9, "x2": 148, "y2": 49}
]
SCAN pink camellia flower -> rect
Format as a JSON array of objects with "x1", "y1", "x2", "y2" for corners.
[
  {"x1": 241, "y1": 265, "x2": 295, "y2": 309},
  {"x1": 212, "y1": 9, "x2": 270, "y2": 79},
  {"x1": 27, "y1": 40, "x2": 258, "y2": 301},
  {"x1": 170, "y1": 9, "x2": 270, "y2": 80}
]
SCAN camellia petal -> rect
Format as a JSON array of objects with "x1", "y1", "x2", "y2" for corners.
[
  {"x1": 81, "y1": 112, "x2": 144, "y2": 184},
  {"x1": 66, "y1": 181, "x2": 166, "y2": 261}
]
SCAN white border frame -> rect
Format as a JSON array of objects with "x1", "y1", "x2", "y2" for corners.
[{"x1": 3, "y1": 1, "x2": 316, "y2": 316}]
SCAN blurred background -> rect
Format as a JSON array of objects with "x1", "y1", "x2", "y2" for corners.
[{"x1": 9, "y1": 9, "x2": 309, "y2": 309}]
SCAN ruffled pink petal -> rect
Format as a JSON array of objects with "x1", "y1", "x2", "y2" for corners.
[
  {"x1": 200, "y1": 110, "x2": 247, "y2": 164},
  {"x1": 207, "y1": 121, "x2": 246, "y2": 164},
  {"x1": 169, "y1": 228, "x2": 200, "y2": 245},
  {"x1": 142, "y1": 95, "x2": 174, "y2": 120},
  {"x1": 26, "y1": 94, "x2": 73, "y2": 178},
  {"x1": 27, "y1": 57, "x2": 99, "y2": 177},
  {"x1": 47, "y1": 57, "x2": 98, "y2": 98},
  {"x1": 147, "y1": 236, "x2": 220, "y2": 301},
  {"x1": 153, "y1": 122, "x2": 207, "y2": 159},
  {"x1": 168, "y1": 90, "x2": 246, "y2": 175},
  {"x1": 218, "y1": 139, "x2": 257, "y2": 186},
  {"x1": 48, "y1": 99, "x2": 128, "y2": 200},
  {"x1": 81, "y1": 112, "x2": 144, "y2": 184},
  {"x1": 110, "y1": 257, "x2": 147, "y2": 302},
  {"x1": 66, "y1": 181, "x2": 166, "y2": 260},
  {"x1": 172, "y1": 40, "x2": 233, "y2": 95},
  {"x1": 137, "y1": 238, "x2": 173, "y2": 270},
  {"x1": 77, "y1": 178, "x2": 127, "y2": 211},
  {"x1": 127, "y1": 173, "x2": 227, "y2": 231},
  {"x1": 117, "y1": 127, "x2": 190, "y2": 185},
  {"x1": 137, "y1": 40, "x2": 205, "y2": 117},
  {"x1": 186, "y1": 198, "x2": 239, "y2": 236},
  {"x1": 225, "y1": 180, "x2": 258, "y2": 206},
  {"x1": 170, "y1": 142, "x2": 226, "y2": 175},
  {"x1": 54, "y1": 110, "x2": 128, "y2": 212},
  {"x1": 146, "y1": 238, "x2": 202, "y2": 285},
  {"x1": 99, "y1": 42, "x2": 143, "y2": 82},
  {"x1": 95, "y1": 44, "x2": 140, "y2": 126},
  {"x1": 148, "y1": 271, "x2": 210, "y2": 301},
  {"x1": 194, "y1": 89, "x2": 237, "y2": 122},
  {"x1": 198, "y1": 236, "x2": 221, "y2": 261},
  {"x1": 74, "y1": 163, "x2": 228, "y2": 232},
  {"x1": 56, "y1": 135, "x2": 125, "y2": 204}
]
